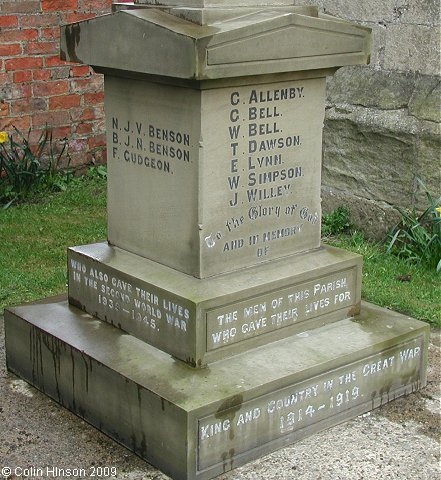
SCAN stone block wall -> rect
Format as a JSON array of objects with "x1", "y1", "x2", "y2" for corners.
[
  {"x1": 0, "y1": 0, "x2": 114, "y2": 167},
  {"x1": 295, "y1": 0, "x2": 440, "y2": 240}
]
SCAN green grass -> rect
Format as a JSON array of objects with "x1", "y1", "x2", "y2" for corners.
[
  {"x1": 0, "y1": 175, "x2": 106, "y2": 312},
  {"x1": 325, "y1": 232, "x2": 440, "y2": 326},
  {"x1": 1, "y1": 179, "x2": 439, "y2": 327}
]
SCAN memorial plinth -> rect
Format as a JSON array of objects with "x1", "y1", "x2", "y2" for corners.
[
  {"x1": 105, "y1": 75, "x2": 326, "y2": 277},
  {"x1": 68, "y1": 242, "x2": 362, "y2": 365},
  {"x1": 4, "y1": 3, "x2": 429, "y2": 480},
  {"x1": 5, "y1": 299, "x2": 429, "y2": 480}
]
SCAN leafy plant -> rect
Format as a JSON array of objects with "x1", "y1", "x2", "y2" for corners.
[
  {"x1": 387, "y1": 179, "x2": 441, "y2": 272},
  {"x1": 86, "y1": 164, "x2": 107, "y2": 180},
  {"x1": 0, "y1": 127, "x2": 71, "y2": 207},
  {"x1": 322, "y1": 205, "x2": 352, "y2": 236}
]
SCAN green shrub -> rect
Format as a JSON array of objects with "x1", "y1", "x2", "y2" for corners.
[
  {"x1": 86, "y1": 164, "x2": 108, "y2": 180},
  {"x1": 387, "y1": 179, "x2": 441, "y2": 272},
  {"x1": 0, "y1": 127, "x2": 71, "y2": 207},
  {"x1": 322, "y1": 206, "x2": 352, "y2": 236}
]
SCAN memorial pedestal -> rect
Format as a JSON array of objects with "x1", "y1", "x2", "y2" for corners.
[
  {"x1": 68, "y1": 242, "x2": 362, "y2": 366},
  {"x1": 5, "y1": 299, "x2": 429, "y2": 480},
  {"x1": 104, "y1": 74, "x2": 327, "y2": 277},
  {"x1": 4, "y1": 3, "x2": 430, "y2": 480}
]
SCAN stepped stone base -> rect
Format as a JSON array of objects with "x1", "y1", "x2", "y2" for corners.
[
  {"x1": 68, "y1": 242, "x2": 362, "y2": 366},
  {"x1": 5, "y1": 299, "x2": 429, "y2": 480}
]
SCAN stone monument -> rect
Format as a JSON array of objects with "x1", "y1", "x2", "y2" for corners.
[{"x1": 5, "y1": 2, "x2": 430, "y2": 479}]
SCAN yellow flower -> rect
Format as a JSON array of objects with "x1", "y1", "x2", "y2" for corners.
[
  {"x1": 436, "y1": 207, "x2": 441, "y2": 215},
  {"x1": 0, "y1": 131, "x2": 9, "y2": 144}
]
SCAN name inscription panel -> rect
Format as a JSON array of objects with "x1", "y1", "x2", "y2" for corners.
[
  {"x1": 200, "y1": 78, "x2": 325, "y2": 276},
  {"x1": 198, "y1": 337, "x2": 424, "y2": 471},
  {"x1": 105, "y1": 76, "x2": 202, "y2": 276},
  {"x1": 105, "y1": 75, "x2": 326, "y2": 277}
]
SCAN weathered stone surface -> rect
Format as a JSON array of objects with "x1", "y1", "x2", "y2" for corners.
[
  {"x1": 409, "y1": 76, "x2": 441, "y2": 123},
  {"x1": 288, "y1": 1, "x2": 440, "y2": 229},
  {"x1": 416, "y1": 135, "x2": 441, "y2": 210},
  {"x1": 169, "y1": 5, "x2": 319, "y2": 24},
  {"x1": 60, "y1": 9, "x2": 370, "y2": 80},
  {"x1": 321, "y1": 186, "x2": 401, "y2": 242},
  {"x1": 106, "y1": 76, "x2": 326, "y2": 278},
  {"x1": 5, "y1": 299, "x2": 430, "y2": 480},
  {"x1": 394, "y1": 0, "x2": 441, "y2": 26},
  {"x1": 294, "y1": 0, "x2": 397, "y2": 23},
  {"x1": 325, "y1": 68, "x2": 440, "y2": 226},
  {"x1": 327, "y1": 66, "x2": 415, "y2": 110},
  {"x1": 322, "y1": 0, "x2": 397, "y2": 23},
  {"x1": 358, "y1": 21, "x2": 386, "y2": 70},
  {"x1": 114, "y1": 3, "x2": 319, "y2": 20},
  {"x1": 323, "y1": 110, "x2": 416, "y2": 207},
  {"x1": 68, "y1": 242, "x2": 362, "y2": 366},
  {"x1": 322, "y1": 105, "x2": 439, "y2": 210},
  {"x1": 383, "y1": 24, "x2": 441, "y2": 76},
  {"x1": 295, "y1": 0, "x2": 440, "y2": 26}
]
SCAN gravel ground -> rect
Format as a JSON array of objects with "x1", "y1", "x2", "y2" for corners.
[{"x1": 0, "y1": 316, "x2": 439, "y2": 480}]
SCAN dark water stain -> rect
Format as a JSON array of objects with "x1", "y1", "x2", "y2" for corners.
[
  {"x1": 220, "y1": 448, "x2": 236, "y2": 473},
  {"x1": 371, "y1": 390, "x2": 377, "y2": 410},
  {"x1": 30, "y1": 328, "x2": 44, "y2": 385},
  {"x1": 42, "y1": 333, "x2": 63, "y2": 402},
  {"x1": 378, "y1": 379, "x2": 393, "y2": 406},
  {"x1": 80, "y1": 351, "x2": 91, "y2": 394},
  {"x1": 63, "y1": 24, "x2": 83, "y2": 63},
  {"x1": 70, "y1": 349, "x2": 76, "y2": 410},
  {"x1": 140, "y1": 433, "x2": 147, "y2": 456},
  {"x1": 348, "y1": 302, "x2": 361, "y2": 317},
  {"x1": 215, "y1": 394, "x2": 243, "y2": 441},
  {"x1": 215, "y1": 394, "x2": 244, "y2": 417}
]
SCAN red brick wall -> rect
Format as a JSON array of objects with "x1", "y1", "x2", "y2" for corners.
[{"x1": 0, "y1": 0, "x2": 115, "y2": 167}]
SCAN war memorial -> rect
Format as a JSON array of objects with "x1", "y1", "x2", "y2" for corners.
[{"x1": 5, "y1": 2, "x2": 430, "y2": 479}]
